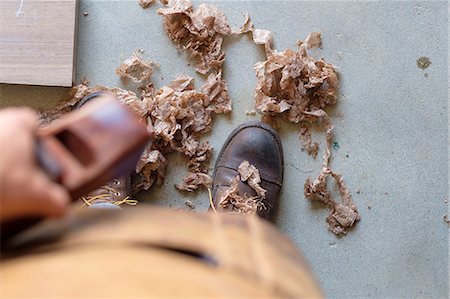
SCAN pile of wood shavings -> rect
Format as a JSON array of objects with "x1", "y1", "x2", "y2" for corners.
[
  {"x1": 41, "y1": 68, "x2": 228, "y2": 193},
  {"x1": 39, "y1": 81, "x2": 147, "y2": 125},
  {"x1": 244, "y1": 17, "x2": 359, "y2": 234},
  {"x1": 157, "y1": 0, "x2": 232, "y2": 75},
  {"x1": 42, "y1": 2, "x2": 358, "y2": 231},
  {"x1": 156, "y1": 0, "x2": 247, "y2": 115},
  {"x1": 219, "y1": 161, "x2": 267, "y2": 214},
  {"x1": 143, "y1": 76, "x2": 216, "y2": 192}
]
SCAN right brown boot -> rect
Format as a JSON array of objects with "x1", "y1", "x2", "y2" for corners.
[{"x1": 211, "y1": 121, "x2": 284, "y2": 220}]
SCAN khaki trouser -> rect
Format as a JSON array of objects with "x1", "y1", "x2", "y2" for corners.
[{"x1": 0, "y1": 206, "x2": 323, "y2": 298}]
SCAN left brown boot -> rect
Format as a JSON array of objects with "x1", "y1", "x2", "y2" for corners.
[
  {"x1": 211, "y1": 121, "x2": 284, "y2": 220},
  {"x1": 80, "y1": 176, "x2": 136, "y2": 208},
  {"x1": 76, "y1": 92, "x2": 136, "y2": 209}
]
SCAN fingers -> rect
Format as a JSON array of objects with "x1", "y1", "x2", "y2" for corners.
[
  {"x1": 14, "y1": 107, "x2": 37, "y2": 129},
  {"x1": 0, "y1": 107, "x2": 37, "y2": 162},
  {"x1": 0, "y1": 107, "x2": 37, "y2": 129},
  {"x1": 0, "y1": 107, "x2": 71, "y2": 221},
  {"x1": 26, "y1": 172, "x2": 71, "y2": 217},
  {"x1": 2, "y1": 171, "x2": 71, "y2": 220}
]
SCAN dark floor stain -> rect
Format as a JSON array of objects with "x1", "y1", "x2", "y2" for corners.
[
  {"x1": 332, "y1": 141, "x2": 340, "y2": 151},
  {"x1": 416, "y1": 56, "x2": 431, "y2": 69}
]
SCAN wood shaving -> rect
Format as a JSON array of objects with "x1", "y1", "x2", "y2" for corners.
[
  {"x1": 254, "y1": 42, "x2": 338, "y2": 122},
  {"x1": 186, "y1": 141, "x2": 212, "y2": 173},
  {"x1": 41, "y1": 70, "x2": 224, "y2": 193},
  {"x1": 250, "y1": 23, "x2": 359, "y2": 235},
  {"x1": 246, "y1": 110, "x2": 256, "y2": 116},
  {"x1": 304, "y1": 32, "x2": 322, "y2": 49},
  {"x1": 238, "y1": 160, "x2": 266, "y2": 198},
  {"x1": 218, "y1": 161, "x2": 267, "y2": 215},
  {"x1": 232, "y1": 13, "x2": 253, "y2": 35},
  {"x1": 139, "y1": 70, "x2": 229, "y2": 191},
  {"x1": 139, "y1": 0, "x2": 155, "y2": 9},
  {"x1": 201, "y1": 70, "x2": 231, "y2": 114},
  {"x1": 157, "y1": 0, "x2": 232, "y2": 75},
  {"x1": 302, "y1": 109, "x2": 359, "y2": 234},
  {"x1": 135, "y1": 145, "x2": 168, "y2": 190},
  {"x1": 218, "y1": 176, "x2": 264, "y2": 215},
  {"x1": 142, "y1": 71, "x2": 234, "y2": 191},
  {"x1": 299, "y1": 124, "x2": 319, "y2": 158},
  {"x1": 39, "y1": 81, "x2": 148, "y2": 124},
  {"x1": 175, "y1": 172, "x2": 212, "y2": 192},
  {"x1": 234, "y1": 14, "x2": 273, "y2": 56},
  {"x1": 116, "y1": 53, "x2": 155, "y2": 83},
  {"x1": 185, "y1": 200, "x2": 195, "y2": 209},
  {"x1": 167, "y1": 75, "x2": 194, "y2": 91},
  {"x1": 145, "y1": 75, "x2": 217, "y2": 191}
]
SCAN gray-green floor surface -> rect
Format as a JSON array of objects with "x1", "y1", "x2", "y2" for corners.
[{"x1": 1, "y1": 1, "x2": 448, "y2": 298}]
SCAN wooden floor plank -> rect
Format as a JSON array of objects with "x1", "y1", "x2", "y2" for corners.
[{"x1": 0, "y1": 0, "x2": 78, "y2": 87}]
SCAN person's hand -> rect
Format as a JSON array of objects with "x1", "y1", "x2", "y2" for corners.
[{"x1": 0, "y1": 107, "x2": 70, "y2": 221}]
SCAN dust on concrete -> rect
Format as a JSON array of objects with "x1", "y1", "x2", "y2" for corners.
[
  {"x1": 444, "y1": 214, "x2": 450, "y2": 227},
  {"x1": 332, "y1": 141, "x2": 340, "y2": 151},
  {"x1": 416, "y1": 57, "x2": 431, "y2": 69}
]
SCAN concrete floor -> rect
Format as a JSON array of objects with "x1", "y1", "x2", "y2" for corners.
[{"x1": 0, "y1": 1, "x2": 448, "y2": 298}]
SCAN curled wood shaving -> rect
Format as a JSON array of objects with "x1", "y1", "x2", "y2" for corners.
[
  {"x1": 139, "y1": 0, "x2": 155, "y2": 9},
  {"x1": 238, "y1": 160, "x2": 266, "y2": 198},
  {"x1": 45, "y1": 82, "x2": 163, "y2": 191},
  {"x1": 254, "y1": 42, "x2": 338, "y2": 122},
  {"x1": 201, "y1": 70, "x2": 231, "y2": 114},
  {"x1": 149, "y1": 84, "x2": 212, "y2": 150},
  {"x1": 186, "y1": 141, "x2": 212, "y2": 173},
  {"x1": 305, "y1": 32, "x2": 322, "y2": 49},
  {"x1": 157, "y1": 0, "x2": 232, "y2": 75},
  {"x1": 299, "y1": 124, "x2": 319, "y2": 158},
  {"x1": 116, "y1": 53, "x2": 155, "y2": 83},
  {"x1": 232, "y1": 13, "x2": 252, "y2": 35},
  {"x1": 218, "y1": 176, "x2": 264, "y2": 215},
  {"x1": 303, "y1": 109, "x2": 359, "y2": 235},
  {"x1": 167, "y1": 75, "x2": 194, "y2": 91},
  {"x1": 135, "y1": 145, "x2": 168, "y2": 190},
  {"x1": 218, "y1": 161, "x2": 267, "y2": 215},
  {"x1": 40, "y1": 82, "x2": 149, "y2": 124},
  {"x1": 234, "y1": 14, "x2": 273, "y2": 56},
  {"x1": 144, "y1": 75, "x2": 216, "y2": 191},
  {"x1": 304, "y1": 169, "x2": 359, "y2": 235},
  {"x1": 251, "y1": 25, "x2": 359, "y2": 235},
  {"x1": 42, "y1": 71, "x2": 222, "y2": 193},
  {"x1": 175, "y1": 172, "x2": 212, "y2": 192},
  {"x1": 303, "y1": 109, "x2": 333, "y2": 167}
]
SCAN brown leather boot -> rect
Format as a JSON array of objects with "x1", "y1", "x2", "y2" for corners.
[
  {"x1": 211, "y1": 121, "x2": 284, "y2": 220},
  {"x1": 77, "y1": 92, "x2": 135, "y2": 208},
  {"x1": 81, "y1": 176, "x2": 136, "y2": 208}
]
